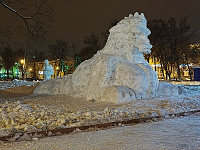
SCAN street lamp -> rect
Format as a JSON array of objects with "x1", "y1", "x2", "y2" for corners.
[
  {"x1": 21, "y1": 59, "x2": 24, "y2": 64},
  {"x1": 20, "y1": 59, "x2": 26, "y2": 80}
]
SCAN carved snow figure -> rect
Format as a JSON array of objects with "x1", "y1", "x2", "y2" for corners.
[
  {"x1": 34, "y1": 12, "x2": 159, "y2": 103},
  {"x1": 43, "y1": 59, "x2": 54, "y2": 81}
]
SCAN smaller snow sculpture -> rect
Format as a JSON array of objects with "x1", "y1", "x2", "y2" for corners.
[{"x1": 43, "y1": 59, "x2": 54, "y2": 81}]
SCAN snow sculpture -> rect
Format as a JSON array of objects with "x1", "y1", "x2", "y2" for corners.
[
  {"x1": 43, "y1": 59, "x2": 54, "y2": 81},
  {"x1": 35, "y1": 12, "x2": 159, "y2": 103}
]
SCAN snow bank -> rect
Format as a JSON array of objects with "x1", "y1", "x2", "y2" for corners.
[
  {"x1": 157, "y1": 81, "x2": 200, "y2": 96},
  {"x1": 0, "y1": 80, "x2": 37, "y2": 90},
  {"x1": 157, "y1": 81, "x2": 179, "y2": 96}
]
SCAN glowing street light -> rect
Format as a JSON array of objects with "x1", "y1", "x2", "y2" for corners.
[
  {"x1": 21, "y1": 59, "x2": 24, "y2": 64},
  {"x1": 20, "y1": 59, "x2": 26, "y2": 79}
]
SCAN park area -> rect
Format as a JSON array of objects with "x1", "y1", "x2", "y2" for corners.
[{"x1": 1, "y1": 1, "x2": 200, "y2": 149}]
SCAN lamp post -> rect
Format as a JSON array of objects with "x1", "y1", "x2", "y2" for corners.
[
  {"x1": 20, "y1": 59, "x2": 26, "y2": 80},
  {"x1": 32, "y1": 56, "x2": 37, "y2": 81}
]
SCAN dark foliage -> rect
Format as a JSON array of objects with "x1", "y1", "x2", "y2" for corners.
[
  {"x1": 78, "y1": 33, "x2": 101, "y2": 61},
  {"x1": 148, "y1": 17, "x2": 198, "y2": 80},
  {"x1": 49, "y1": 39, "x2": 70, "y2": 60}
]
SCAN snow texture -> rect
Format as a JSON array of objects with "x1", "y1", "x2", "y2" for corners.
[{"x1": 34, "y1": 12, "x2": 160, "y2": 103}]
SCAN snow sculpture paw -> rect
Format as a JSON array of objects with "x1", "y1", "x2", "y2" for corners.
[{"x1": 103, "y1": 86, "x2": 136, "y2": 103}]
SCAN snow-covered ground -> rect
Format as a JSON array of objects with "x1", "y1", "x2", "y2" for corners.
[
  {"x1": 1, "y1": 113, "x2": 199, "y2": 150},
  {"x1": 171, "y1": 81, "x2": 200, "y2": 85},
  {"x1": 0, "y1": 80, "x2": 37, "y2": 90},
  {"x1": 0, "y1": 80, "x2": 200, "y2": 147}
]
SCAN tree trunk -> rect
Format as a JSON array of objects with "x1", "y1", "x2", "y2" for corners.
[
  {"x1": 33, "y1": 62, "x2": 36, "y2": 80},
  {"x1": 165, "y1": 71, "x2": 168, "y2": 80},
  {"x1": 12, "y1": 66, "x2": 14, "y2": 79},
  {"x1": 188, "y1": 66, "x2": 192, "y2": 81},
  {"x1": 168, "y1": 65, "x2": 171, "y2": 81},
  {"x1": 164, "y1": 67, "x2": 169, "y2": 80},
  {"x1": 6, "y1": 69, "x2": 9, "y2": 79},
  {"x1": 177, "y1": 63, "x2": 181, "y2": 81},
  {"x1": 185, "y1": 56, "x2": 192, "y2": 81},
  {"x1": 160, "y1": 63, "x2": 165, "y2": 79},
  {"x1": 154, "y1": 57, "x2": 156, "y2": 71}
]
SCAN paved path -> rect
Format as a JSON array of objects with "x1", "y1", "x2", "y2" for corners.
[{"x1": 1, "y1": 113, "x2": 199, "y2": 150}]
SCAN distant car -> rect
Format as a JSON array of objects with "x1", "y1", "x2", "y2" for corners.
[
  {"x1": 4, "y1": 79, "x2": 12, "y2": 81},
  {"x1": 26, "y1": 78, "x2": 33, "y2": 81}
]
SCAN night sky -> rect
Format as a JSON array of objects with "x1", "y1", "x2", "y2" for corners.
[{"x1": 1, "y1": 0, "x2": 200, "y2": 56}]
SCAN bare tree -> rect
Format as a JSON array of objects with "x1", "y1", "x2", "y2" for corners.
[
  {"x1": 149, "y1": 17, "x2": 197, "y2": 81},
  {"x1": 0, "y1": 0, "x2": 54, "y2": 45},
  {"x1": 101, "y1": 19, "x2": 118, "y2": 46},
  {"x1": 78, "y1": 33, "x2": 101, "y2": 61},
  {"x1": 1, "y1": 46, "x2": 15, "y2": 79},
  {"x1": 49, "y1": 39, "x2": 71, "y2": 60}
]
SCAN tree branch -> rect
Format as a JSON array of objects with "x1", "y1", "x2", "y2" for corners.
[
  {"x1": 0, "y1": 0, "x2": 32, "y2": 20},
  {"x1": 0, "y1": 0, "x2": 54, "y2": 44}
]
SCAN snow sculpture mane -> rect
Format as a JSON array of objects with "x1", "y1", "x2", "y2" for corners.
[{"x1": 34, "y1": 12, "x2": 159, "y2": 103}]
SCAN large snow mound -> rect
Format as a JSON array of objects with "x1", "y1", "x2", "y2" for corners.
[{"x1": 34, "y1": 12, "x2": 159, "y2": 103}]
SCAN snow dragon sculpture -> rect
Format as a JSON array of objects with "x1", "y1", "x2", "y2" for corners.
[{"x1": 34, "y1": 12, "x2": 159, "y2": 103}]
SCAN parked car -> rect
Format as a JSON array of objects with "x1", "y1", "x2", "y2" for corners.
[{"x1": 26, "y1": 78, "x2": 33, "y2": 81}]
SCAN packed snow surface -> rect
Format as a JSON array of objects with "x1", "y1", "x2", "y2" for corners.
[{"x1": 1, "y1": 113, "x2": 199, "y2": 150}]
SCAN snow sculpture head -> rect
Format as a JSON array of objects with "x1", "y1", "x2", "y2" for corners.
[
  {"x1": 103, "y1": 12, "x2": 152, "y2": 63},
  {"x1": 45, "y1": 59, "x2": 49, "y2": 65}
]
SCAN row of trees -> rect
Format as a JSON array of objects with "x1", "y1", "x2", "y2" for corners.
[
  {"x1": 0, "y1": 46, "x2": 45, "y2": 79},
  {"x1": 0, "y1": 33, "x2": 100, "y2": 79},
  {"x1": 76, "y1": 19, "x2": 118, "y2": 60},
  {"x1": 1, "y1": 16, "x2": 200, "y2": 80},
  {"x1": 148, "y1": 17, "x2": 200, "y2": 80}
]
